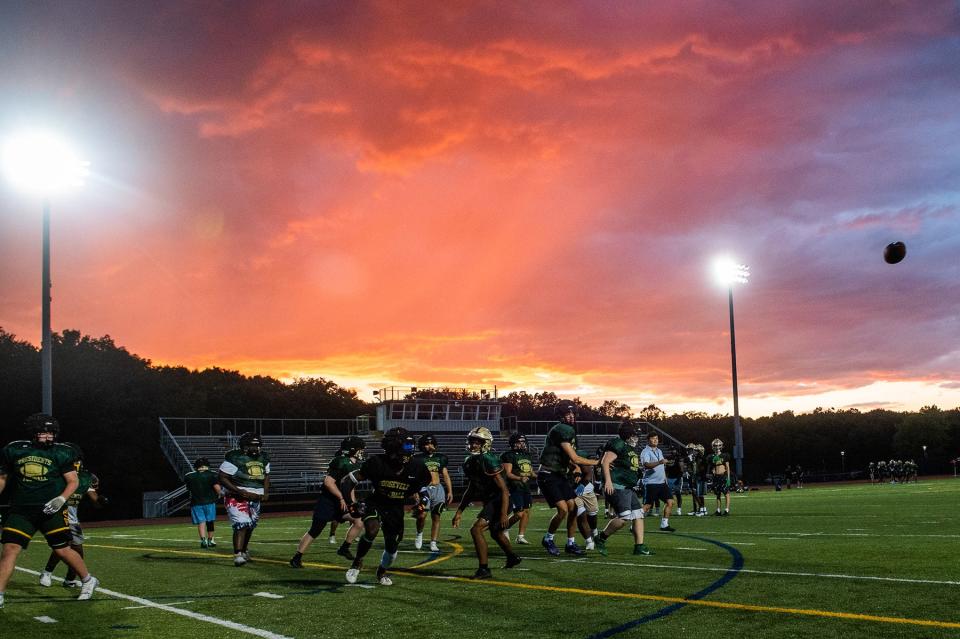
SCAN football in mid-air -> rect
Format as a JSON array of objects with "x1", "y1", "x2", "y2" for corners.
[{"x1": 884, "y1": 241, "x2": 906, "y2": 264}]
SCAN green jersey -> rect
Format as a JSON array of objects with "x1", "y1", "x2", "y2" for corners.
[
  {"x1": 220, "y1": 449, "x2": 271, "y2": 495},
  {"x1": 603, "y1": 437, "x2": 640, "y2": 488},
  {"x1": 499, "y1": 450, "x2": 534, "y2": 492},
  {"x1": 462, "y1": 452, "x2": 504, "y2": 502},
  {"x1": 0, "y1": 440, "x2": 78, "y2": 507},
  {"x1": 66, "y1": 469, "x2": 97, "y2": 508},
  {"x1": 323, "y1": 453, "x2": 359, "y2": 498},
  {"x1": 539, "y1": 422, "x2": 577, "y2": 475},
  {"x1": 184, "y1": 468, "x2": 219, "y2": 506},
  {"x1": 414, "y1": 452, "x2": 449, "y2": 484}
]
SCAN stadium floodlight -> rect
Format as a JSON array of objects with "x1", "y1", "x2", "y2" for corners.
[
  {"x1": 711, "y1": 256, "x2": 750, "y2": 479},
  {"x1": 2, "y1": 128, "x2": 89, "y2": 415}
]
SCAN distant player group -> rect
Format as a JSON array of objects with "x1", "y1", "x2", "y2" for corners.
[{"x1": 868, "y1": 459, "x2": 918, "y2": 484}]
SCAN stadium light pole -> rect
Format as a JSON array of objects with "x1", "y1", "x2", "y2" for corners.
[
  {"x1": 2, "y1": 129, "x2": 89, "y2": 415},
  {"x1": 840, "y1": 450, "x2": 845, "y2": 475},
  {"x1": 712, "y1": 257, "x2": 750, "y2": 479}
]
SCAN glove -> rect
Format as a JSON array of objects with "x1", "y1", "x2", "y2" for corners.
[
  {"x1": 43, "y1": 495, "x2": 67, "y2": 515},
  {"x1": 348, "y1": 501, "x2": 367, "y2": 518}
]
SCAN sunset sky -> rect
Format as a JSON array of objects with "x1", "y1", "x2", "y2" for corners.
[{"x1": 1, "y1": 1, "x2": 958, "y2": 417}]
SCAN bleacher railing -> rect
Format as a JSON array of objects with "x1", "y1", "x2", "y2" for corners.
[
  {"x1": 159, "y1": 418, "x2": 194, "y2": 480},
  {"x1": 160, "y1": 416, "x2": 372, "y2": 437}
]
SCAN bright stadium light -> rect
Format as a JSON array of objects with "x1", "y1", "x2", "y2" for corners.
[
  {"x1": 711, "y1": 255, "x2": 750, "y2": 479},
  {"x1": 2, "y1": 129, "x2": 89, "y2": 194},
  {"x1": 2, "y1": 128, "x2": 89, "y2": 415}
]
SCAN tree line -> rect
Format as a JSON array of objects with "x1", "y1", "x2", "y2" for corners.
[{"x1": 1, "y1": 327, "x2": 957, "y2": 518}]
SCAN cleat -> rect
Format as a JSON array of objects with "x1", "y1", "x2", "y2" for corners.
[
  {"x1": 542, "y1": 536, "x2": 560, "y2": 557},
  {"x1": 565, "y1": 542, "x2": 585, "y2": 556},
  {"x1": 714, "y1": 510, "x2": 722, "y2": 516},
  {"x1": 722, "y1": 510, "x2": 730, "y2": 517},
  {"x1": 39, "y1": 571, "x2": 53, "y2": 587},
  {"x1": 62, "y1": 579, "x2": 81, "y2": 588},
  {"x1": 516, "y1": 535, "x2": 529, "y2": 545},
  {"x1": 336, "y1": 545, "x2": 355, "y2": 561},
  {"x1": 585, "y1": 538, "x2": 595, "y2": 551},
  {"x1": 77, "y1": 576, "x2": 99, "y2": 601},
  {"x1": 242, "y1": 551, "x2": 251, "y2": 561},
  {"x1": 378, "y1": 574, "x2": 393, "y2": 586},
  {"x1": 633, "y1": 544, "x2": 653, "y2": 556},
  {"x1": 414, "y1": 533, "x2": 423, "y2": 550},
  {"x1": 429, "y1": 541, "x2": 440, "y2": 553},
  {"x1": 345, "y1": 567, "x2": 360, "y2": 584},
  {"x1": 660, "y1": 525, "x2": 676, "y2": 532},
  {"x1": 289, "y1": 555, "x2": 303, "y2": 569},
  {"x1": 207, "y1": 539, "x2": 216, "y2": 547},
  {"x1": 234, "y1": 553, "x2": 247, "y2": 567},
  {"x1": 473, "y1": 567, "x2": 493, "y2": 579},
  {"x1": 676, "y1": 509, "x2": 682, "y2": 516},
  {"x1": 505, "y1": 554, "x2": 522, "y2": 569},
  {"x1": 328, "y1": 535, "x2": 336, "y2": 544},
  {"x1": 594, "y1": 538, "x2": 608, "y2": 556},
  {"x1": 687, "y1": 510, "x2": 696, "y2": 516}
]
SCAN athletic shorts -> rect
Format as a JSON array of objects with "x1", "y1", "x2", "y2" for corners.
[
  {"x1": 477, "y1": 499, "x2": 506, "y2": 531},
  {"x1": 711, "y1": 475, "x2": 730, "y2": 496},
  {"x1": 642, "y1": 482, "x2": 672, "y2": 506},
  {"x1": 538, "y1": 472, "x2": 576, "y2": 507},
  {"x1": 225, "y1": 496, "x2": 261, "y2": 530},
  {"x1": 1, "y1": 505, "x2": 72, "y2": 549},
  {"x1": 423, "y1": 484, "x2": 447, "y2": 514},
  {"x1": 574, "y1": 490, "x2": 599, "y2": 516},
  {"x1": 312, "y1": 494, "x2": 348, "y2": 525},
  {"x1": 362, "y1": 500, "x2": 405, "y2": 539},
  {"x1": 509, "y1": 489, "x2": 532, "y2": 513},
  {"x1": 190, "y1": 503, "x2": 217, "y2": 525},
  {"x1": 608, "y1": 487, "x2": 643, "y2": 519}
]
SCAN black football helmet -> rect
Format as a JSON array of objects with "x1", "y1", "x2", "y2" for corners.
[
  {"x1": 340, "y1": 436, "x2": 366, "y2": 459},
  {"x1": 555, "y1": 400, "x2": 577, "y2": 424},
  {"x1": 418, "y1": 433, "x2": 438, "y2": 452},
  {"x1": 25, "y1": 413, "x2": 59, "y2": 448},
  {"x1": 382, "y1": 427, "x2": 416, "y2": 464},
  {"x1": 508, "y1": 432, "x2": 528, "y2": 452},
  {"x1": 238, "y1": 432, "x2": 263, "y2": 456}
]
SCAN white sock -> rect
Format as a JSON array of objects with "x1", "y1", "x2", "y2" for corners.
[
  {"x1": 567, "y1": 537, "x2": 576, "y2": 546},
  {"x1": 545, "y1": 533, "x2": 554, "y2": 541},
  {"x1": 661, "y1": 518, "x2": 668, "y2": 527}
]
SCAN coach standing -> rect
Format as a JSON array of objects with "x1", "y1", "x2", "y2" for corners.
[{"x1": 640, "y1": 432, "x2": 676, "y2": 533}]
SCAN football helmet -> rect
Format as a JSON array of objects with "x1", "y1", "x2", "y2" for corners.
[
  {"x1": 418, "y1": 433, "x2": 438, "y2": 452},
  {"x1": 467, "y1": 427, "x2": 494, "y2": 454},
  {"x1": 382, "y1": 427, "x2": 416, "y2": 463},
  {"x1": 508, "y1": 432, "x2": 528, "y2": 452},
  {"x1": 711, "y1": 438, "x2": 723, "y2": 453},
  {"x1": 555, "y1": 400, "x2": 577, "y2": 423},
  {"x1": 340, "y1": 436, "x2": 366, "y2": 459},
  {"x1": 238, "y1": 432, "x2": 263, "y2": 456},
  {"x1": 25, "y1": 413, "x2": 59, "y2": 447}
]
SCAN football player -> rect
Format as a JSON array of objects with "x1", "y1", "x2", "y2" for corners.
[
  {"x1": 706, "y1": 439, "x2": 731, "y2": 515},
  {"x1": 594, "y1": 421, "x2": 651, "y2": 556},
  {"x1": 339, "y1": 427, "x2": 431, "y2": 586},
  {"x1": 39, "y1": 446, "x2": 108, "y2": 587},
  {"x1": 413, "y1": 434, "x2": 453, "y2": 552},
  {"x1": 290, "y1": 436, "x2": 366, "y2": 568},
  {"x1": 183, "y1": 457, "x2": 221, "y2": 548},
  {"x1": 500, "y1": 433, "x2": 536, "y2": 544},
  {"x1": 0, "y1": 414, "x2": 99, "y2": 608},
  {"x1": 452, "y1": 427, "x2": 522, "y2": 579},
  {"x1": 536, "y1": 401, "x2": 598, "y2": 556},
  {"x1": 219, "y1": 432, "x2": 271, "y2": 566},
  {"x1": 572, "y1": 448, "x2": 600, "y2": 550}
]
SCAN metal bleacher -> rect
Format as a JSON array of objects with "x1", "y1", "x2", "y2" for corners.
[{"x1": 153, "y1": 416, "x2": 683, "y2": 517}]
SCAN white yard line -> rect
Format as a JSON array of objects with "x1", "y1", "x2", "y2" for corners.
[
  {"x1": 123, "y1": 600, "x2": 194, "y2": 610},
  {"x1": 33, "y1": 616, "x2": 58, "y2": 623},
  {"x1": 15, "y1": 568, "x2": 294, "y2": 639}
]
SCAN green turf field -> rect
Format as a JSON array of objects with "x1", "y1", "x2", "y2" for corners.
[{"x1": 2, "y1": 480, "x2": 959, "y2": 639}]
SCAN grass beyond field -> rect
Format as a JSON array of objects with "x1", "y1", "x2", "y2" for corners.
[{"x1": 2, "y1": 480, "x2": 959, "y2": 639}]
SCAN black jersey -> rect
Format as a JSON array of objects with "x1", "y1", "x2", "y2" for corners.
[{"x1": 360, "y1": 454, "x2": 431, "y2": 507}]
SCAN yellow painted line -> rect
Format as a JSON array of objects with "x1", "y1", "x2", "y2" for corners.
[
  {"x1": 410, "y1": 540, "x2": 463, "y2": 569},
  {"x1": 86, "y1": 543, "x2": 960, "y2": 630}
]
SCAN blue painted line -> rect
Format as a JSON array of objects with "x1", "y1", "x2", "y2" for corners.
[{"x1": 584, "y1": 534, "x2": 744, "y2": 639}]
